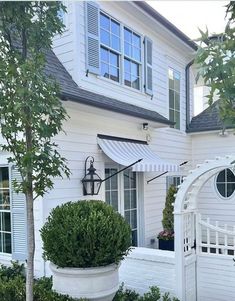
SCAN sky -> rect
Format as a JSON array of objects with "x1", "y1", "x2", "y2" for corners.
[
  {"x1": 147, "y1": 1, "x2": 229, "y2": 115},
  {"x1": 147, "y1": 1, "x2": 228, "y2": 40}
]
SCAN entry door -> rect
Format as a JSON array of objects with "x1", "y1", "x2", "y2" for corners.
[{"x1": 105, "y1": 167, "x2": 139, "y2": 246}]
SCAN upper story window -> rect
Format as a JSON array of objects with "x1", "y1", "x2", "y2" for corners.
[
  {"x1": 86, "y1": 2, "x2": 153, "y2": 95},
  {"x1": 169, "y1": 68, "x2": 180, "y2": 129},
  {"x1": 100, "y1": 12, "x2": 141, "y2": 90}
]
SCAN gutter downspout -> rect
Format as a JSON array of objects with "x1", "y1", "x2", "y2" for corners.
[{"x1": 185, "y1": 60, "x2": 194, "y2": 131}]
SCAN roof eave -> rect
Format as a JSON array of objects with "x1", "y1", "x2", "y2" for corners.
[{"x1": 61, "y1": 91, "x2": 174, "y2": 126}]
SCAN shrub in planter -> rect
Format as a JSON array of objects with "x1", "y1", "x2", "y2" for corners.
[
  {"x1": 158, "y1": 186, "x2": 177, "y2": 251},
  {"x1": 40, "y1": 200, "x2": 132, "y2": 300}
]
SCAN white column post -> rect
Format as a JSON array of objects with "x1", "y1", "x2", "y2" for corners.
[{"x1": 175, "y1": 212, "x2": 186, "y2": 301}]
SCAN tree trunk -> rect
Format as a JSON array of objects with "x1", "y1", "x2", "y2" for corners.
[{"x1": 26, "y1": 189, "x2": 35, "y2": 301}]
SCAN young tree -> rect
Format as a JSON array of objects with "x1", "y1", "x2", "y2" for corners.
[
  {"x1": 196, "y1": 2, "x2": 235, "y2": 127},
  {"x1": 0, "y1": 2, "x2": 69, "y2": 301}
]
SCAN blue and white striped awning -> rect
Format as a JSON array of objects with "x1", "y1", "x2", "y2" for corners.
[{"x1": 97, "y1": 135, "x2": 179, "y2": 172}]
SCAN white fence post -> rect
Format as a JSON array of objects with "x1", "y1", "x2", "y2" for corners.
[{"x1": 175, "y1": 212, "x2": 186, "y2": 301}]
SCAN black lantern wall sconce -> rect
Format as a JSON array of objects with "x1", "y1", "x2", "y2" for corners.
[{"x1": 81, "y1": 156, "x2": 143, "y2": 196}]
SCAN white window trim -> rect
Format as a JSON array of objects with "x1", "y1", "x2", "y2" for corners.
[{"x1": 214, "y1": 168, "x2": 235, "y2": 200}]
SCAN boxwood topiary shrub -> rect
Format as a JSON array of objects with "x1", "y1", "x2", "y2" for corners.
[{"x1": 40, "y1": 200, "x2": 132, "y2": 268}]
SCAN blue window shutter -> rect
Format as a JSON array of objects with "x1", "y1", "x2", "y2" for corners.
[
  {"x1": 144, "y1": 36, "x2": 153, "y2": 95},
  {"x1": 86, "y1": 1, "x2": 100, "y2": 75},
  {"x1": 11, "y1": 166, "x2": 27, "y2": 261}
]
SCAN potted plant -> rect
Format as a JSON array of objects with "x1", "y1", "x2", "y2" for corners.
[
  {"x1": 40, "y1": 200, "x2": 132, "y2": 301},
  {"x1": 157, "y1": 185, "x2": 177, "y2": 251}
]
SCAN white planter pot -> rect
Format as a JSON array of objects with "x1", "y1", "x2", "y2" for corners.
[{"x1": 50, "y1": 262, "x2": 120, "y2": 301}]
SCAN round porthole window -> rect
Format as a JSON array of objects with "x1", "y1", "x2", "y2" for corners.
[{"x1": 216, "y1": 168, "x2": 235, "y2": 198}]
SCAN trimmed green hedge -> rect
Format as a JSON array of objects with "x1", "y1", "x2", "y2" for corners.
[{"x1": 41, "y1": 200, "x2": 132, "y2": 268}]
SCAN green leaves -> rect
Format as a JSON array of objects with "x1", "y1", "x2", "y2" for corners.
[
  {"x1": 40, "y1": 200, "x2": 132, "y2": 268},
  {"x1": 195, "y1": 1, "x2": 235, "y2": 127},
  {"x1": 0, "y1": 1, "x2": 70, "y2": 199}
]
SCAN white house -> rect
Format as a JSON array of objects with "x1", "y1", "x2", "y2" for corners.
[{"x1": 0, "y1": 2, "x2": 234, "y2": 300}]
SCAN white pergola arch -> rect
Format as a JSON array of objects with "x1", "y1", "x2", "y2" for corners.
[{"x1": 174, "y1": 155, "x2": 235, "y2": 301}]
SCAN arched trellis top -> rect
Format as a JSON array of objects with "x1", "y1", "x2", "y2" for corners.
[
  {"x1": 174, "y1": 155, "x2": 235, "y2": 301},
  {"x1": 174, "y1": 155, "x2": 235, "y2": 214}
]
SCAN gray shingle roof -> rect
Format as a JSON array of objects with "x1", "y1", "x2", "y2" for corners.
[
  {"x1": 187, "y1": 102, "x2": 225, "y2": 133},
  {"x1": 45, "y1": 50, "x2": 174, "y2": 126}
]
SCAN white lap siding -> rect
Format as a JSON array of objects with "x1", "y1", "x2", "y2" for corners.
[{"x1": 191, "y1": 131, "x2": 235, "y2": 226}]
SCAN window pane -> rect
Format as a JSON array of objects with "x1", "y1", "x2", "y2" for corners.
[
  {"x1": 0, "y1": 168, "x2": 9, "y2": 189},
  {"x1": 169, "y1": 109, "x2": 174, "y2": 123},
  {"x1": 131, "y1": 210, "x2": 137, "y2": 229},
  {"x1": 169, "y1": 78, "x2": 174, "y2": 90},
  {"x1": 105, "y1": 191, "x2": 110, "y2": 205},
  {"x1": 175, "y1": 111, "x2": 180, "y2": 129},
  {"x1": 111, "y1": 173, "x2": 118, "y2": 190},
  {"x1": 2, "y1": 212, "x2": 11, "y2": 232},
  {"x1": 133, "y1": 47, "x2": 141, "y2": 61},
  {"x1": 111, "y1": 191, "x2": 118, "y2": 211},
  {"x1": 227, "y1": 183, "x2": 235, "y2": 197},
  {"x1": 101, "y1": 47, "x2": 109, "y2": 63},
  {"x1": 131, "y1": 190, "x2": 137, "y2": 208},
  {"x1": 131, "y1": 75, "x2": 140, "y2": 90},
  {"x1": 105, "y1": 169, "x2": 111, "y2": 190},
  {"x1": 124, "y1": 191, "x2": 130, "y2": 209},
  {"x1": 124, "y1": 28, "x2": 132, "y2": 42},
  {"x1": 175, "y1": 92, "x2": 180, "y2": 111},
  {"x1": 217, "y1": 170, "x2": 225, "y2": 182},
  {"x1": 124, "y1": 42, "x2": 131, "y2": 57},
  {"x1": 130, "y1": 172, "x2": 136, "y2": 188},
  {"x1": 227, "y1": 169, "x2": 235, "y2": 183},
  {"x1": 124, "y1": 170, "x2": 130, "y2": 189},
  {"x1": 101, "y1": 63, "x2": 109, "y2": 78},
  {"x1": 133, "y1": 33, "x2": 140, "y2": 47},
  {"x1": 110, "y1": 52, "x2": 118, "y2": 67},
  {"x1": 111, "y1": 35, "x2": 120, "y2": 51},
  {"x1": 175, "y1": 78, "x2": 180, "y2": 92},
  {"x1": 110, "y1": 67, "x2": 119, "y2": 82},
  {"x1": 100, "y1": 29, "x2": 110, "y2": 46},
  {"x1": 169, "y1": 90, "x2": 174, "y2": 109},
  {"x1": 132, "y1": 230, "x2": 138, "y2": 247},
  {"x1": 124, "y1": 210, "x2": 130, "y2": 224},
  {"x1": 131, "y1": 62, "x2": 139, "y2": 76},
  {"x1": 3, "y1": 233, "x2": 11, "y2": 254},
  {"x1": 124, "y1": 73, "x2": 131, "y2": 87},
  {"x1": 0, "y1": 191, "x2": 10, "y2": 211},
  {"x1": 217, "y1": 183, "x2": 226, "y2": 197},
  {"x1": 111, "y1": 20, "x2": 120, "y2": 36},
  {"x1": 124, "y1": 59, "x2": 131, "y2": 73},
  {"x1": 100, "y1": 13, "x2": 109, "y2": 30}
]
